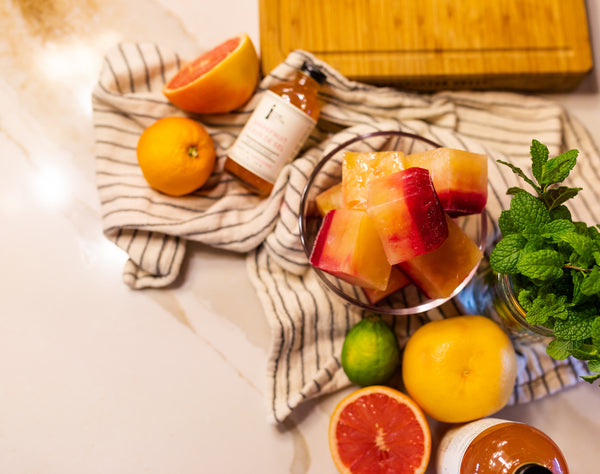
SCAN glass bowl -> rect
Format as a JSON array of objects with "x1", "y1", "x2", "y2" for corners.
[{"x1": 298, "y1": 130, "x2": 489, "y2": 315}]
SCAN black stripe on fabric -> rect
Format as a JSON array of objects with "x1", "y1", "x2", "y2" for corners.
[
  {"x1": 114, "y1": 227, "x2": 123, "y2": 246},
  {"x1": 265, "y1": 253, "x2": 295, "y2": 415},
  {"x1": 264, "y1": 241, "x2": 305, "y2": 269},
  {"x1": 93, "y1": 83, "x2": 174, "y2": 107},
  {"x1": 564, "y1": 112, "x2": 600, "y2": 175},
  {"x1": 518, "y1": 348, "x2": 536, "y2": 400},
  {"x1": 125, "y1": 229, "x2": 138, "y2": 253},
  {"x1": 459, "y1": 129, "x2": 561, "y2": 149},
  {"x1": 118, "y1": 43, "x2": 135, "y2": 93},
  {"x1": 96, "y1": 182, "x2": 154, "y2": 192},
  {"x1": 103, "y1": 57, "x2": 123, "y2": 94},
  {"x1": 96, "y1": 139, "x2": 136, "y2": 151},
  {"x1": 94, "y1": 123, "x2": 141, "y2": 136},
  {"x1": 165, "y1": 236, "x2": 181, "y2": 276},
  {"x1": 92, "y1": 101, "x2": 169, "y2": 121},
  {"x1": 444, "y1": 95, "x2": 560, "y2": 113},
  {"x1": 252, "y1": 250, "x2": 285, "y2": 424},
  {"x1": 100, "y1": 193, "x2": 235, "y2": 214},
  {"x1": 550, "y1": 358, "x2": 566, "y2": 390},
  {"x1": 529, "y1": 348, "x2": 552, "y2": 395},
  {"x1": 102, "y1": 208, "x2": 184, "y2": 223},
  {"x1": 138, "y1": 231, "x2": 153, "y2": 269},
  {"x1": 154, "y1": 44, "x2": 167, "y2": 85},
  {"x1": 155, "y1": 233, "x2": 168, "y2": 275},
  {"x1": 322, "y1": 287, "x2": 336, "y2": 367},
  {"x1": 283, "y1": 271, "x2": 306, "y2": 388},
  {"x1": 95, "y1": 171, "x2": 142, "y2": 179},
  {"x1": 329, "y1": 289, "x2": 336, "y2": 359},
  {"x1": 457, "y1": 114, "x2": 562, "y2": 134},
  {"x1": 135, "y1": 43, "x2": 152, "y2": 92},
  {"x1": 102, "y1": 199, "x2": 271, "y2": 234},
  {"x1": 299, "y1": 273, "x2": 321, "y2": 380}
]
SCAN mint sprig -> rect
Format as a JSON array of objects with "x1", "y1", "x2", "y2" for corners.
[{"x1": 490, "y1": 139, "x2": 600, "y2": 385}]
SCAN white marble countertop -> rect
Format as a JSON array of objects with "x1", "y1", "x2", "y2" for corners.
[{"x1": 2, "y1": 1, "x2": 599, "y2": 472}]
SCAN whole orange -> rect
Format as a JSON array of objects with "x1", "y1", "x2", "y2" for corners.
[
  {"x1": 402, "y1": 315, "x2": 517, "y2": 423},
  {"x1": 163, "y1": 33, "x2": 259, "y2": 114},
  {"x1": 136, "y1": 116, "x2": 216, "y2": 196}
]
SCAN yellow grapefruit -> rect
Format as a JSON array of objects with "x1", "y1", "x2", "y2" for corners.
[
  {"x1": 136, "y1": 116, "x2": 216, "y2": 196},
  {"x1": 402, "y1": 315, "x2": 518, "y2": 423},
  {"x1": 163, "y1": 33, "x2": 259, "y2": 114},
  {"x1": 329, "y1": 386, "x2": 431, "y2": 474}
]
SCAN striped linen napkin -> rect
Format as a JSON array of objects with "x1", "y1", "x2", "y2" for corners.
[{"x1": 92, "y1": 43, "x2": 598, "y2": 423}]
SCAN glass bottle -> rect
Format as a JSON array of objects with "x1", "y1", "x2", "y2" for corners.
[
  {"x1": 437, "y1": 418, "x2": 569, "y2": 473},
  {"x1": 454, "y1": 260, "x2": 554, "y2": 342},
  {"x1": 224, "y1": 61, "x2": 326, "y2": 196}
]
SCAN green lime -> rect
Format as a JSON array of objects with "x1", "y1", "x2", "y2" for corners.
[{"x1": 341, "y1": 314, "x2": 401, "y2": 387}]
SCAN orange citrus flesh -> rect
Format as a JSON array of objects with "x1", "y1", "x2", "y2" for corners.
[
  {"x1": 163, "y1": 33, "x2": 259, "y2": 114},
  {"x1": 329, "y1": 386, "x2": 431, "y2": 474},
  {"x1": 167, "y1": 37, "x2": 238, "y2": 89},
  {"x1": 136, "y1": 116, "x2": 216, "y2": 196}
]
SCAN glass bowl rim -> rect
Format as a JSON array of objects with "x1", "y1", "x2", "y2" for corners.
[{"x1": 298, "y1": 129, "x2": 488, "y2": 315}]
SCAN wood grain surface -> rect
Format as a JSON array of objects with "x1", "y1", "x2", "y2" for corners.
[{"x1": 259, "y1": 0, "x2": 593, "y2": 91}]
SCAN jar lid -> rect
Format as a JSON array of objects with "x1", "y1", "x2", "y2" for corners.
[{"x1": 300, "y1": 61, "x2": 327, "y2": 85}]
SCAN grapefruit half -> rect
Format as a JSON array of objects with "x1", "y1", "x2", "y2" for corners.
[
  {"x1": 329, "y1": 386, "x2": 431, "y2": 474},
  {"x1": 163, "y1": 33, "x2": 259, "y2": 114}
]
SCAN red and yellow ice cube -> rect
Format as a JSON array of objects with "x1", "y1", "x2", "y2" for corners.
[
  {"x1": 342, "y1": 151, "x2": 405, "y2": 210},
  {"x1": 399, "y1": 214, "x2": 483, "y2": 299},
  {"x1": 403, "y1": 147, "x2": 488, "y2": 216},
  {"x1": 309, "y1": 208, "x2": 391, "y2": 291},
  {"x1": 366, "y1": 167, "x2": 448, "y2": 265}
]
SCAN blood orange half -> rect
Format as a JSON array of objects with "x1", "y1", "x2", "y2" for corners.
[
  {"x1": 163, "y1": 33, "x2": 259, "y2": 114},
  {"x1": 329, "y1": 386, "x2": 431, "y2": 474}
]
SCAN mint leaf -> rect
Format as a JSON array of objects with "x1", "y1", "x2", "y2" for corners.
[
  {"x1": 588, "y1": 359, "x2": 600, "y2": 373},
  {"x1": 546, "y1": 338, "x2": 578, "y2": 360},
  {"x1": 539, "y1": 186, "x2": 582, "y2": 210},
  {"x1": 489, "y1": 234, "x2": 527, "y2": 274},
  {"x1": 527, "y1": 293, "x2": 569, "y2": 325},
  {"x1": 530, "y1": 139, "x2": 549, "y2": 182},
  {"x1": 554, "y1": 311, "x2": 596, "y2": 341},
  {"x1": 541, "y1": 219, "x2": 575, "y2": 241},
  {"x1": 538, "y1": 149, "x2": 578, "y2": 187},
  {"x1": 510, "y1": 191, "x2": 551, "y2": 230},
  {"x1": 524, "y1": 235, "x2": 544, "y2": 252},
  {"x1": 592, "y1": 318, "x2": 600, "y2": 346},
  {"x1": 581, "y1": 266, "x2": 600, "y2": 296},
  {"x1": 560, "y1": 231, "x2": 594, "y2": 266},
  {"x1": 581, "y1": 372, "x2": 600, "y2": 384},
  {"x1": 506, "y1": 186, "x2": 525, "y2": 196},
  {"x1": 498, "y1": 210, "x2": 518, "y2": 235},
  {"x1": 570, "y1": 344, "x2": 600, "y2": 361},
  {"x1": 516, "y1": 249, "x2": 563, "y2": 281},
  {"x1": 550, "y1": 205, "x2": 572, "y2": 221},
  {"x1": 497, "y1": 160, "x2": 540, "y2": 193}
]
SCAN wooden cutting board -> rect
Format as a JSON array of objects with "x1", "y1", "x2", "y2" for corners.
[{"x1": 258, "y1": 0, "x2": 593, "y2": 91}]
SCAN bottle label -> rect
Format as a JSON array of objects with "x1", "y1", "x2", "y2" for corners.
[
  {"x1": 228, "y1": 90, "x2": 316, "y2": 185},
  {"x1": 437, "y1": 418, "x2": 510, "y2": 473}
]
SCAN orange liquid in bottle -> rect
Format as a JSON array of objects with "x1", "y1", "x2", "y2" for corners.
[
  {"x1": 438, "y1": 419, "x2": 569, "y2": 474},
  {"x1": 460, "y1": 422, "x2": 568, "y2": 473},
  {"x1": 224, "y1": 62, "x2": 325, "y2": 196}
]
